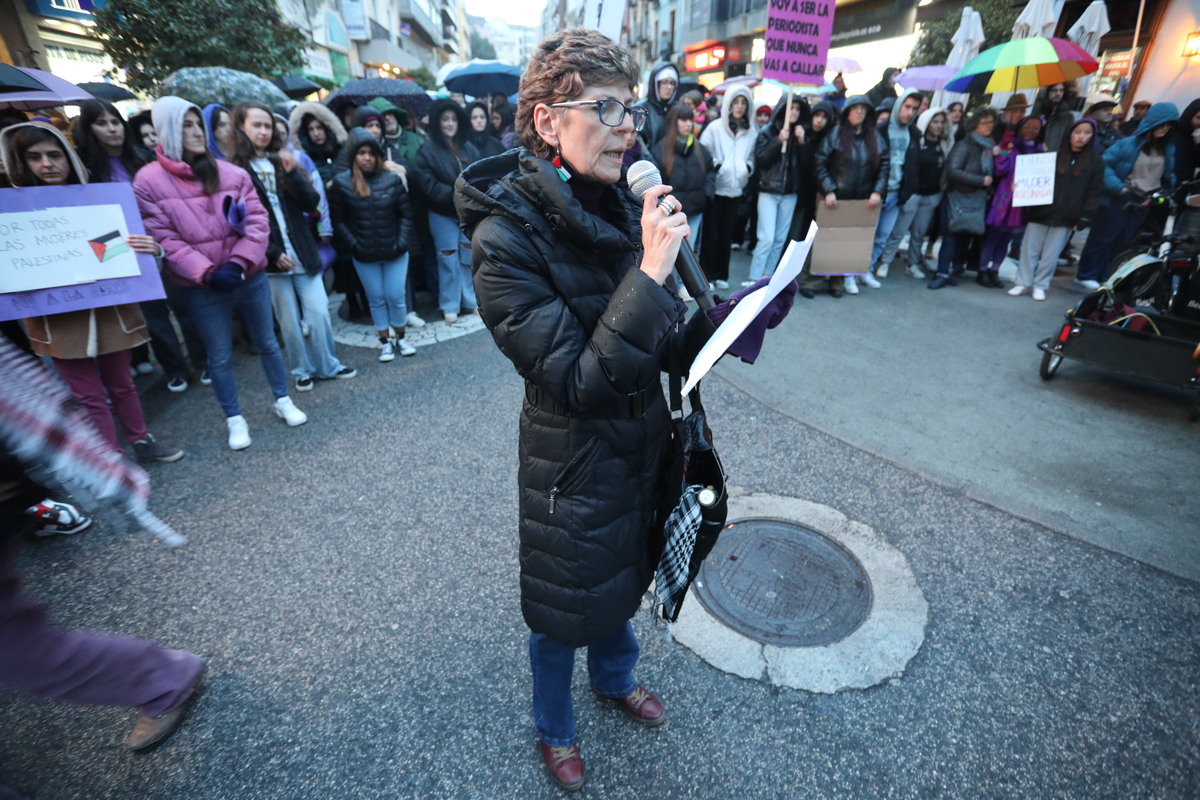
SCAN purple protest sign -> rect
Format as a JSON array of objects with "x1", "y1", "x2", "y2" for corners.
[
  {"x1": 762, "y1": 0, "x2": 835, "y2": 85},
  {"x1": 0, "y1": 182, "x2": 164, "y2": 323}
]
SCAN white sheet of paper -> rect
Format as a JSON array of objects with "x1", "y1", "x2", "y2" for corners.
[
  {"x1": 683, "y1": 221, "x2": 818, "y2": 394},
  {"x1": 0, "y1": 204, "x2": 138, "y2": 294}
]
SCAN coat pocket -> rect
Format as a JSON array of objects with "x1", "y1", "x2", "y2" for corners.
[
  {"x1": 548, "y1": 435, "x2": 601, "y2": 515},
  {"x1": 114, "y1": 304, "x2": 148, "y2": 334}
]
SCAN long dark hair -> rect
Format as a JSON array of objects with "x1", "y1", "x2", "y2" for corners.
[
  {"x1": 661, "y1": 103, "x2": 697, "y2": 179},
  {"x1": 229, "y1": 101, "x2": 283, "y2": 169},
  {"x1": 72, "y1": 100, "x2": 148, "y2": 183},
  {"x1": 1057, "y1": 119, "x2": 1095, "y2": 177},
  {"x1": 492, "y1": 103, "x2": 515, "y2": 136},
  {"x1": 835, "y1": 102, "x2": 879, "y2": 174},
  {"x1": 726, "y1": 92, "x2": 750, "y2": 133},
  {"x1": 8, "y1": 125, "x2": 82, "y2": 186},
  {"x1": 428, "y1": 99, "x2": 468, "y2": 161}
]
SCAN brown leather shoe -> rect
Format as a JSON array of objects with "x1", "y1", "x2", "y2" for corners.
[
  {"x1": 601, "y1": 684, "x2": 666, "y2": 727},
  {"x1": 126, "y1": 666, "x2": 204, "y2": 751},
  {"x1": 539, "y1": 742, "x2": 584, "y2": 791}
]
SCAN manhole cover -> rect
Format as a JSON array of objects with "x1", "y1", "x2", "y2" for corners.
[{"x1": 693, "y1": 517, "x2": 873, "y2": 647}]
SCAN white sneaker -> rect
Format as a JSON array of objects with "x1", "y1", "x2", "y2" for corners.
[
  {"x1": 406, "y1": 311, "x2": 426, "y2": 329},
  {"x1": 860, "y1": 272, "x2": 881, "y2": 289},
  {"x1": 1007, "y1": 284, "x2": 1029, "y2": 296},
  {"x1": 1032, "y1": 287, "x2": 1046, "y2": 301},
  {"x1": 1074, "y1": 278, "x2": 1101, "y2": 291},
  {"x1": 273, "y1": 396, "x2": 308, "y2": 427},
  {"x1": 844, "y1": 275, "x2": 859, "y2": 295},
  {"x1": 715, "y1": 279, "x2": 729, "y2": 290},
  {"x1": 379, "y1": 340, "x2": 395, "y2": 362},
  {"x1": 395, "y1": 337, "x2": 416, "y2": 357},
  {"x1": 226, "y1": 415, "x2": 251, "y2": 450},
  {"x1": 876, "y1": 262, "x2": 889, "y2": 279},
  {"x1": 444, "y1": 312, "x2": 458, "y2": 324},
  {"x1": 906, "y1": 264, "x2": 926, "y2": 279}
]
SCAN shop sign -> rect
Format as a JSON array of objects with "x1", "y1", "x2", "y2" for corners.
[
  {"x1": 25, "y1": 0, "x2": 106, "y2": 24},
  {"x1": 685, "y1": 45, "x2": 726, "y2": 72}
]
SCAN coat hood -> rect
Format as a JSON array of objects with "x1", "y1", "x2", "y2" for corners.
[
  {"x1": 344, "y1": 126, "x2": 384, "y2": 163},
  {"x1": 1176, "y1": 98, "x2": 1200, "y2": 136},
  {"x1": 155, "y1": 96, "x2": 204, "y2": 162},
  {"x1": 427, "y1": 98, "x2": 468, "y2": 150},
  {"x1": 916, "y1": 106, "x2": 947, "y2": 137},
  {"x1": 201, "y1": 103, "x2": 228, "y2": 160},
  {"x1": 1136, "y1": 102, "x2": 1179, "y2": 136},
  {"x1": 771, "y1": 95, "x2": 811, "y2": 130},
  {"x1": 720, "y1": 85, "x2": 755, "y2": 132},
  {"x1": 367, "y1": 96, "x2": 411, "y2": 127},
  {"x1": 644, "y1": 63, "x2": 680, "y2": 114},
  {"x1": 841, "y1": 95, "x2": 877, "y2": 129},
  {"x1": 0, "y1": 122, "x2": 88, "y2": 186},
  {"x1": 289, "y1": 102, "x2": 347, "y2": 151},
  {"x1": 890, "y1": 87, "x2": 923, "y2": 132}
]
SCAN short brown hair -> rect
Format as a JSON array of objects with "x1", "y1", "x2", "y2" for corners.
[{"x1": 515, "y1": 27, "x2": 639, "y2": 159}]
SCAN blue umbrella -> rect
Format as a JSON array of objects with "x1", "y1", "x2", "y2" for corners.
[{"x1": 443, "y1": 60, "x2": 521, "y2": 98}]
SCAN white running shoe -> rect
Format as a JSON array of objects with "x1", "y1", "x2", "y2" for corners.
[
  {"x1": 444, "y1": 312, "x2": 458, "y2": 324},
  {"x1": 379, "y1": 340, "x2": 396, "y2": 362},
  {"x1": 715, "y1": 279, "x2": 729, "y2": 290},
  {"x1": 26, "y1": 498, "x2": 93, "y2": 536},
  {"x1": 395, "y1": 337, "x2": 416, "y2": 357},
  {"x1": 406, "y1": 311, "x2": 426, "y2": 329},
  {"x1": 1032, "y1": 287, "x2": 1046, "y2": 301},
  {"x1": 1074, "y1": 278, "x2": 1101, "y2": 291},
  {"x1": 906, "y1": 264, "x2": 926, "y2": 279},
  {"x1": 273, "y1": 397, "x2": 308, "y2": 427},
  {"x1": 860, "y1": 272, "x2": 881, "y2": 289},
  {"x1": 226, "y1": 415, "x2": 251, "y2": 450},
  {"x1": 876, "y1": 262, "x2": 889, "y2": 279},
  {"x1": 1007, "y1": 285, "x2": 1029, "y2": 296},
  {"x1": 844, "y1": 275, "x2": 859, "y2": 295}
]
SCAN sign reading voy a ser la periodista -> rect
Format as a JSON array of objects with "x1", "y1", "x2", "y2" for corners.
[
  {"x1": 0, "y1": 183, "x2": 164, "y2": 322},
  {"x1": 761, "y1": 0, "x2": 835, "y2": 85}
]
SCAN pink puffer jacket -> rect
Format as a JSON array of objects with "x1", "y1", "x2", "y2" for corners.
[{"x1": 133, "y1": 150, "x2": 270, "y2": 288}]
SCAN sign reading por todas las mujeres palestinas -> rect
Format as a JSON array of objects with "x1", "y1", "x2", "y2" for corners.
[{"x1": 762, "y1": 0, "x2": 835, "y2": 85}]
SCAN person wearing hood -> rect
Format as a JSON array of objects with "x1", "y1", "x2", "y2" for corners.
[
  {"x1": 491, "y1": 103, "x2": 518, "y2": 150},
  {"x1": 930, "y1": 106, "x2": 998, "y2": 290},
  {"x1": 0, "y1": 122, "x2": 183, "y2": 463},
  {"x1": 274, "y1": 113, "x2": 333, "y2": 245},
  {"x1": 134, "y1": 96, "x2": 305, "y2": 450},
  {"x1": 635, "y1": 62, "x2": 680, "y2": 149},
  {"x1": 466, "y1": 100, "x2": 505, "y2": 159},
  {"x1": 977, "y1": 115, "x2": 1045, "y2": 287},
  {"x1": 1170, "y1": 98, "x2": 1200, "y2": 253},
  {"x1": 412, "y1": 98, "x2": 480, "y2": 322},
  {"x1": 699, "y1": 85, "x2": 756, "y2": 289},
  {"x1": 1075, "y1": 102, "x2": 1180, "y2": 289},
  {"x1": 202, "y1": 103, "x2": 233, "y2": 160},
  {"x1": 289, "y1": 101, "x2": 347, "y2": 185},
  {"x1": 865, "y1": 67, "x2": 900, "y2": 109},
  {"x1": 868, "y1": 87, "x2": 923, "y2": 283},
  {"x1": 329, "y1": 127, "x2": 416, "y2": 361},
  {"x1": 747, "y1": 96, "x2": 809, "y2": 285},
  {"x1": 812, "y1": 95, "x2": 888, "y2": 296},
  {"x1": 230, "y1": 101, "x2": 355, "y2": 394},
  {"x1": 875, "y1": 97, "x2": 895, "y2": 127},
  {"x1": 650, "y1": 103, "x2": 714, "y2": 260},
  {"x1": 824, "y1": 73, "x2": 848, "y2": 111},
  {"x1": 72, "y1": 99, "x2": 208, "y2": 394},
  {"x1": 1010, "y1": 118, "x2": 1105, "y2": 301},
  {"x1": 875, "y1": 106, "x2": 953, "y2": 281},
  {"x1": 368, "y1": 97, "x2": 425, "y2": 167}
]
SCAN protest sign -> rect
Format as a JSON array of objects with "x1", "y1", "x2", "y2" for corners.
[
  {"x1": 1012, "y1": 152, "x2": 1057, "y2": 208},
  {"x1": 0, "y1": 183, "x2": 164, "y2": 322},
  {"x1": 762, "y1": 0, "x2": 835, "y2": 85}
]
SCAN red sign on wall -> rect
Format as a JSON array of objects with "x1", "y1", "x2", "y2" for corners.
[{"x1": 685, "y1": 45, "x2": 727, "y2": 72}]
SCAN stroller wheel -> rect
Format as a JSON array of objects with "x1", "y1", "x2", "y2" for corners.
[{"x1": 1040, "y1": 349, "x2": 1063, "y2": 380}]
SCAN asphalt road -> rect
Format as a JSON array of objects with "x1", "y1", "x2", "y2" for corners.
[{"x1": 0, "y1": 254, "x2": 1197, "y2": 799}]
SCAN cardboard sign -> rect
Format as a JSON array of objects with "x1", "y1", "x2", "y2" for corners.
[
  {"x1": 0, "y1": 183, "x2": 165, "y2": 322},
  {"x1": 762, "y1": 0, "x2": 835, "y2": 85},
  {"x1": 811, "y1": 198, "x2": 877, "y2": 275},
  {"x1": 1012, "y1": 152, "x2": 1057, "y2": 208}
]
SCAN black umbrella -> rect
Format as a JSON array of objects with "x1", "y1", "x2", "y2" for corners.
[
  {"x1": 324, "y1": 77, "x2": 430, "y2": 121},
  {"x1": 0, "y1": 63, "x2": 49, "y2": 93},
  {"x1": 78, "y1": 82, "x2": 137, "y2": 102},
  {"x1": 272, "y1": 75, "x2": 322, "y2": 99}
]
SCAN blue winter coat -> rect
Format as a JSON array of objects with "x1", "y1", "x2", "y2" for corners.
[{"x1": 1100, "y1": 102, "x2": 1180, "y2": 204}]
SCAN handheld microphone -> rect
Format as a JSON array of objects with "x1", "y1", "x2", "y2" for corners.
[{"x1": 627, "y1": 160, "x2": 717, "y2": 310}]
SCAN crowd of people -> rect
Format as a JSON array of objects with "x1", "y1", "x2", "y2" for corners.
[{"x1": 1, "y1": 44, "x2": 1198, "y2": 797}]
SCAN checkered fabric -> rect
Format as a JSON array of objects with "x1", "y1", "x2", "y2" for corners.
[{"x1": 655, "y1": 484, "x2": 704, "y2": 621}]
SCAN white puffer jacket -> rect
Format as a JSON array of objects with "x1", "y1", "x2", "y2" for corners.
[{"x1": 699, "y1": 85, "x2": 757, "y2": 198}]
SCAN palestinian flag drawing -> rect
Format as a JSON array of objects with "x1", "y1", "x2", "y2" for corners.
[{"x1": 88, "y1": 231, "x2": 130, "y2": 263}]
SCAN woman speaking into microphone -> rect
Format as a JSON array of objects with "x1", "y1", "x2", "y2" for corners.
[{"x1": 455, "y1": 27, "x2": 716, "y2": 792}]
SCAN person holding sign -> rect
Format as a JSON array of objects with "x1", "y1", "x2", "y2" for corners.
[
  {"x1": 978, "y1": 116, "x2": 1044, "y2": 289},
  {"x1": 0, "y1": 123, "x2": 184, "y2": 464},
  {"x1": 1010, "y1": 119, "x2": 1105, "y2": 301},
  {"x1": 134, "y1": 96, "x2": 306, "y2": 451},
  {"x1": 747, "y1": 97, "x2": 809, "y2": 286}
]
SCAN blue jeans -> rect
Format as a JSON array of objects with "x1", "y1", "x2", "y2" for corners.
[
  {"x1": 879, "y1": 192, "x2": 941, "y2": 267},
  {"x1": 428, "y1": 211, "x2": 476, "y2": 315},
  {"x1": 749, "y1": 192, "x2": 798, "y2": 281},
  {"x1": 529, "y1": 621, "x2": 639, "y2": 746},
  {"x1": 353, "y1": 254, "x2": 410, "y2": 331},
  {"x1": 1076, "y1": 200, "x2": 1149, "y2": 283},
  {"x1": 268, "y1": 271, "x2": 344, "y2": 380},
  {"x1": 689, "y1": 212, "x2": 704, "y2": 259},
  {"x1": 871, "y1": 192, "x2": 903, "y2": 267},
  {"x1": 183, "y1": 270, "x2": 289, "y2": 417}
]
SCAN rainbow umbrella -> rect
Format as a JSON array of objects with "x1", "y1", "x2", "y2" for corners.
[{"x1": 943, "y1": 36, "x2": 1098, "y2": 95}]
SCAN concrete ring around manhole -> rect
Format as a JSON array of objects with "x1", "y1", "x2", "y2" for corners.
[
  {"x1": 327, "y1": 294, "x2": 486, "y2": 351},
  {"x1": 665, "y1": 489, "x2": 928, "y2": 694}
]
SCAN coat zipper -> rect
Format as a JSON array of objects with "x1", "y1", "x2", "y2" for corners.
[{"x1": 549, "y1": 437, "x2": 599, "y2": 514}]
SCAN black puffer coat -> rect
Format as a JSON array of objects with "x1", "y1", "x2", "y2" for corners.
[
  {"x1": 412, "y1": 99, "x2": 480, "y2": 217},
  {"x1": 649, "y1": 134, "x2": 715, "y2": 217},
  {"x1": 815, "y1": 96, "x2": 889, "y2": 199},
  {"x1": 455, "y1": 150, "x2": 713, "y2": 647},
  {"x1": 328, "y1": 129, "x2": 414, "y2": 262}
]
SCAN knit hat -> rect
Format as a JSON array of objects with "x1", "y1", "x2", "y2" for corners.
[
  {"x1": 1005, "y1": 93, "x2": 1029, "y2": 111},
  {"x1": 756, "y1": 104, "x2": 772, "y2": 116},
  {"x1": 153, "y1": 95, "x2": 203, "y2": 162}
]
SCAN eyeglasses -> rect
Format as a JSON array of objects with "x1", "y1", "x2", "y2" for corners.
[{"x1": 549, "y1": 99, "x2": 648, "y2": 132}]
